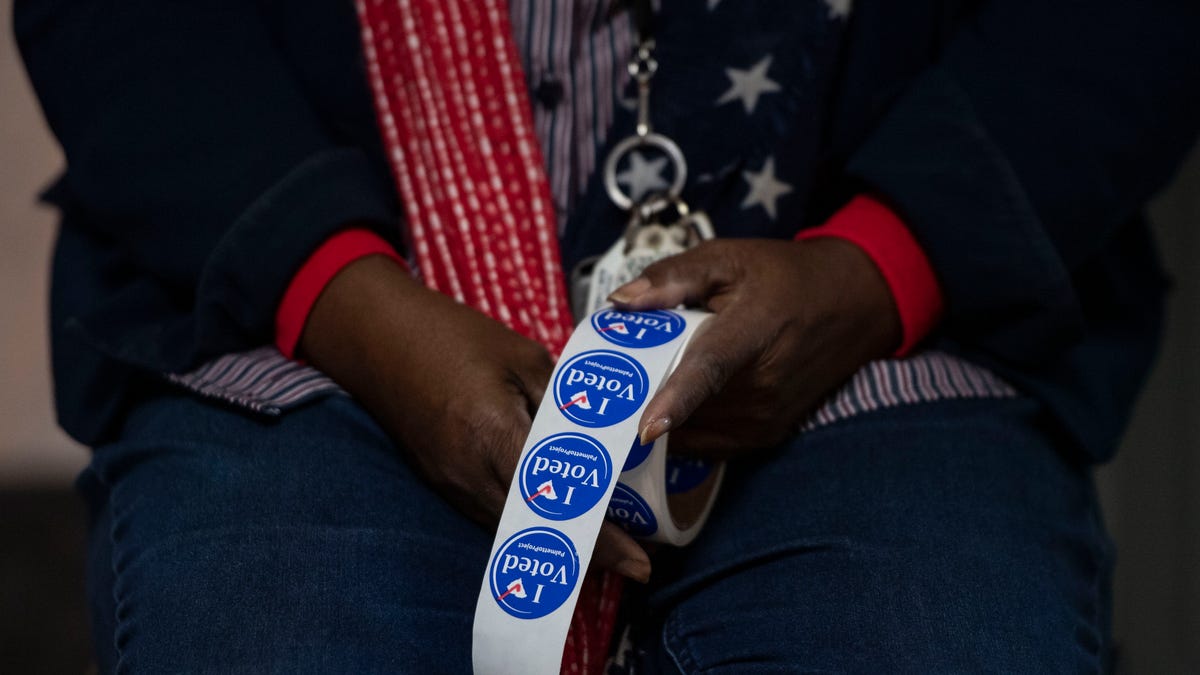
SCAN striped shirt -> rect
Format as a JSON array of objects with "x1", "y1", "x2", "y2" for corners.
[
  {"x1": 169, "y1": 2, "x2": 1015, "y2": 427},
  {"x1": 508, "y1": 0, "x2": 634, "y2": 228}
]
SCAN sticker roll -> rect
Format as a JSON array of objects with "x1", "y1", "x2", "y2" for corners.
[{"x1": 472, "y1": 307, "x2": 723, "y2": 674}]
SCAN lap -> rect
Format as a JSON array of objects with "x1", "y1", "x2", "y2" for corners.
[
  {"x1": 82, "y1": 393, "x2": 489, "y2": 674},
  {"x1": 82, "y1": 393, "x2": 1111, "y2": 674},
  {"x1": 636, "y1": 397, "x2": 1112, "y2": 673}
]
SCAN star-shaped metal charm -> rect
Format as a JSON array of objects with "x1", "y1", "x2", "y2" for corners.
[
  {"x1": 616, "y1": 151, "x2": 670, "y2": 204},
  {"x1": 715, "y1": 55, "x2": 782, "y2": 115},
  {"x1": 740, "y1": 157, "x2": 793, "y2": 220}
]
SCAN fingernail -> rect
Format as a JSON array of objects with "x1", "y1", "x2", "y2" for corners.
[
  {"x1": 615, "y1": 557, "x2": 651, "y2": 583},
  {"x1": 639, "y1": 417, "x2": 671, "y2": 445},
  {"x1": 608, "y1": 277, "x2": 652, "y2": 304}
]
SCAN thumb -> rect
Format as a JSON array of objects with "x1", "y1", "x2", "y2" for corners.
[{"x1": 607, "y1": 241, "x2": 733, "y2": 311}]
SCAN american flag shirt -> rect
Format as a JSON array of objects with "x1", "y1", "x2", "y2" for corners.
[{"x1": 168, "y1": 0, "x2": 1015, "y2": 426}]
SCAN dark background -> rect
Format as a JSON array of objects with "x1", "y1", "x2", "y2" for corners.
[{"x1": 2, "y1": 2, "x2": 1197, "y2": 672}]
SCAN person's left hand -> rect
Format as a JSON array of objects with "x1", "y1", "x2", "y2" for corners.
[{"x1": 608, "y1": 237, "x2": 902, "y2": 459}]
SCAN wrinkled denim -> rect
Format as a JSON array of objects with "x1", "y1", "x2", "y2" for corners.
[{"x1": 80, "y1": 393, "x2": 1111, "y2": 674}]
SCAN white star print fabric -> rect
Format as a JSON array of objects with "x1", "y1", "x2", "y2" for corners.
[
  {"x1": 824, "y1": 0, "x2": 853, "y2": 20},
  {"x1": 716, "y1": 56, "x2": 783, "y2": 115},
  {"x1": 740, "y1": 158, "x2": 794, "y2": 220}
]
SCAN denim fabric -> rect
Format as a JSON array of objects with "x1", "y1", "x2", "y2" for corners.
[
  {"x1": 80, "y1": 393, "x2": 1111, "y2": 674},
  {"x1": 631, "y1": 397, "x2": 1112, "y2": 673}
]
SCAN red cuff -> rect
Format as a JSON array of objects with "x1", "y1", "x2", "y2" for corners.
[
  {"x1": 275, "y1": 228, "x2": 407, "y2": 359},
  {"x1": 796, "y1": 195, "x2": 943, "y2": 356}
]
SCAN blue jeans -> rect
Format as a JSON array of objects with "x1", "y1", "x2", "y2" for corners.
[{"x1": 80, "y1": 392, "x2": 1112, "y2": 673}]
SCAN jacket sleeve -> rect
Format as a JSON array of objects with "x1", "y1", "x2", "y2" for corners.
[
  {"x1": 14, "y1": 0, "x2": 402, "y2": 372},
  {"x1": 846, "y1": 0, "x2": 1200, "y2": 364}
]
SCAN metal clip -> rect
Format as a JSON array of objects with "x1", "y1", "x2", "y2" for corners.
[
  {"x1": 629, "y1": 40, "x2": 658, "y2": 138},
  {"x1": 602, "y1": 39, "x2": 687, "y2": 211},
  {"x1": 621, "y1": 196, "x2": 714, "y2": 255}
]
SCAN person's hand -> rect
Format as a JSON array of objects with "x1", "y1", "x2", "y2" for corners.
[
  {"x1": 609, "y1": 238, "x2": 901, "y2": 458},
  {"x1": 300, "y1": 255, "x2": 651, "y2": 581}
]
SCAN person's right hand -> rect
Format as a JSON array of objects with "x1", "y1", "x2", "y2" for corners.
[{"x1": 299, "y1": 255, "x2": 651, "y2": 582}]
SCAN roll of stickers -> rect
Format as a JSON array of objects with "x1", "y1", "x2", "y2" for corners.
[{"x1": 472, "y1": 307, "x2": 723, "y2": 674}]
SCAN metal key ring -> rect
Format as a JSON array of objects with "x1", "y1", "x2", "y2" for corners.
[{"x1": 602, "y1": 132, "x2": 688, "y2": 211}]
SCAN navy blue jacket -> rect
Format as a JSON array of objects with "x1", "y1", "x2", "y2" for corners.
[{"x1": 15, "y1": 0, "x2": 1200, "y2": 461}]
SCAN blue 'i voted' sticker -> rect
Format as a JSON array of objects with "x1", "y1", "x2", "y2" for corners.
[
  {"x1": 606, "y1": 483, "x2": 658, "y2": 537},
  {"x1": 666, "y1": 456, "x2": 714, "y2": 494},
  {"x1": 489, "y1": 527, "x2": 580, "y2": 620},
  {"x1": 553, "y1": 350, "x2": 649, "y2": 428},
  {"x1": 519, "y1": 433, "x2": 613, "y2": 521},
  {"x1": 591, "y1": 309, "x2": 686, "y2": 349},
  {"x1": 623, "y1": 436, "x2": 654, "y2": 472}
]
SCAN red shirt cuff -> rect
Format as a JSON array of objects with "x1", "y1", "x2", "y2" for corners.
[
  {"x1": 275, "y1": 228, "x2": 407, "y2": 359},
  {"x1": 796, "y1": 195, "x2": 943, "y2": 356}
]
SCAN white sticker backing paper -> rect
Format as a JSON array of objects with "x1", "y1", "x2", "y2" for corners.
[{"x1": 472, "y1": 307, "x2": 723, "y2": 674}]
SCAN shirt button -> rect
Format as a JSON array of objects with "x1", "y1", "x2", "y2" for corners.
[{"x1": 534, "y1": 78, "x2": 565, "y2": 109}]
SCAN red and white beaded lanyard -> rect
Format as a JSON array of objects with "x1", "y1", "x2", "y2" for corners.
[{"x1": 355, "y1": 1, "x2": 622, "y2": 672}]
